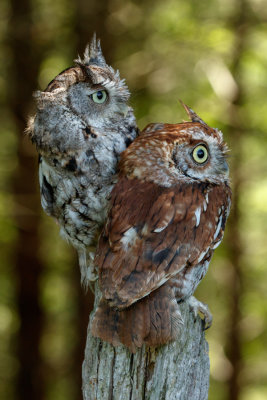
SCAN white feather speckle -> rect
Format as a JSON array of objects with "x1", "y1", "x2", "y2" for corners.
[
  {"x1": 212, "y1": 239, "x2": 222, "y2": 249},
  {"x1": 141, "y1": 223, "x2": 149, "y2": 236},
  {"x1": 194, "y1": 207, "x2": 201, "y2": 227},
  {"x1": 120, "y1": 227, "x2": 137, "y2": 250},
  {"x1": 197, "y1": 251, "x2": 207, "y2": 263},
  {"x1": 153, "y1": 226, "x2": 167, "y2": 233},
  {"x1": 214, "y1": 214, "x2": 223, "y2": 240}
]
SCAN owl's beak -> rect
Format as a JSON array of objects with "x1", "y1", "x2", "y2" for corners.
[
  {"x1": 221, "y1": 160, "x2": 229, "y2": 176},
  {"x1": 117, "y1": 104, "x2": 129, "y2": 118}
]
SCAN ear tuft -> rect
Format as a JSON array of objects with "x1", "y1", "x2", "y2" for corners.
[
  {"x1": 75, "y1": 33, "x2": 107, "y2": 68},
  {"x1": 179, "y1": 100, "x2": 208, "y2": 126}
]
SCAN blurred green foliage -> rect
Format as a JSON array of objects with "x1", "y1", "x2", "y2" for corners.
[{"x1": 0, "y1": 0, "x2": 267, "y2": 399}]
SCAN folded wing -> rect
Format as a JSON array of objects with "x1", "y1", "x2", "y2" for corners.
[{"x1": 96, "y1": 176, "x2": 231, "y2": 308}]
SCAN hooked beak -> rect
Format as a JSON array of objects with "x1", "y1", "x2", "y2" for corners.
[
  {"x1": 117, "y1": 104, "x2": 129, "y2": 118},
  {"x1": 220, "y1": 160, "x2": 229, "y2": 176}
]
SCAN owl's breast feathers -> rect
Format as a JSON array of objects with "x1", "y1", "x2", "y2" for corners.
[{"x1": 91, "y1": 175, "x2": 231, "y2": 351}]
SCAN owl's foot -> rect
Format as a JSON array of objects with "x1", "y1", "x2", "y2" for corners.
[{"x1": 188, "y1": 296, "x2": 213, "y2": 330}]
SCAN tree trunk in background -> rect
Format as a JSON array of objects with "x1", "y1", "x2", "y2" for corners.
[
  {"x1": 82, "y1": 287, "x2": 210, "y2": 400},
  {"x1": 8, "y1": 1, "x2": 44, "y2": 399},
  {"x1": 74, "y1": 0, "x2": 114, "y2": 60},
  {"x1": 225, "y1": 1, "x2": 251, "y2": 399}
]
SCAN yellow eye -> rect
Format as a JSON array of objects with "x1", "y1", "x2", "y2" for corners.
[
  {"x1": 91, "y1": 90, "x2": 107, "y2": 104},
  {"x1": 192, "y1": 145, "x2": 209, "y2": 164}
]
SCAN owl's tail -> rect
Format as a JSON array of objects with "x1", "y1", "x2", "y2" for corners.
[{"x1": 90, "y1": 284, "x2": 183, "y2": 353}]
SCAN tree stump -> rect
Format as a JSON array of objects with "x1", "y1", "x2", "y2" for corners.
[{"x1": 82, "y1": 286, "x2": 210, "y2": 400}]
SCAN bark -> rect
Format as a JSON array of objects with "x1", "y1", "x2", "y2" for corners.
[
  {"x1": 72, "y1": 259, "x2": 95, "y2": 400},
  {"x1": 82, "y1": 286, "x2": 210, "y2": 400}
]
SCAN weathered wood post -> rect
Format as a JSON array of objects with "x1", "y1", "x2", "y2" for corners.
[{"x1": 82, "y1": 285, "x2": 210, "y2": 400}]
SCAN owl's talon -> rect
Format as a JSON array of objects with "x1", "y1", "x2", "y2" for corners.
[{"x1": 188, "y1": 296, "x2": 213, "y2": 329}]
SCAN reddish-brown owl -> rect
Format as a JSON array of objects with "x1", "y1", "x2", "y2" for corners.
[{"x1": 91, "y1": 104, "x2": 231, "y2": 352}]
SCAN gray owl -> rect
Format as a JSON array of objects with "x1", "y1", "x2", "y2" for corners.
[{"x1": 27, "y1": 36, "x2": 139, "y2": 284}]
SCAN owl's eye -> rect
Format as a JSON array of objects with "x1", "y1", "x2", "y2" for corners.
[
  {"x1": 91, "y1": 90, "x2": 107, "y2": 104},
  {"x1": 192, "y1": 145, "x2": 209, "y2": 164}
]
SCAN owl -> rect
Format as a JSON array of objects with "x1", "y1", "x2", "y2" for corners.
[
  {"x1": 27, "y1": 36, "x2": 138, "y2": 284},
  {"x1": 91, "y1": 103, "x2": 231, "y2": 352}
]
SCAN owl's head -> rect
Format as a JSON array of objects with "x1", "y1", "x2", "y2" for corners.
[
  {"x1": 172, "y1": 103, "x2": 229, "y2": 183},
  {"x1": 33, "y1": 35, "x2": 130, "y2": 128},
  {"x1": 28, "y1": 36, "x2": 137, "y2": 155},
  {"x1": 120, "y1": 103, "x2": 229, "y2": 186},
  {"x1": 171, "y1": 103, "x2": 229, "y2": 184}
]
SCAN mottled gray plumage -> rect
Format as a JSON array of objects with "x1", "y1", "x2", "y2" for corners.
[{"x1": 27, "y1": 36, "x2": 138, "y2": 284}]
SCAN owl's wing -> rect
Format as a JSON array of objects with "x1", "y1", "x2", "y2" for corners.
[{"x1": 96, "y1": 176, "x2": 231, "y2": 308}]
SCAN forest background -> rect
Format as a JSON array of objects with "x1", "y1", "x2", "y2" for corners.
[{"x1": 1, "y1": 0, "x2": 267, "y2": 399}]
